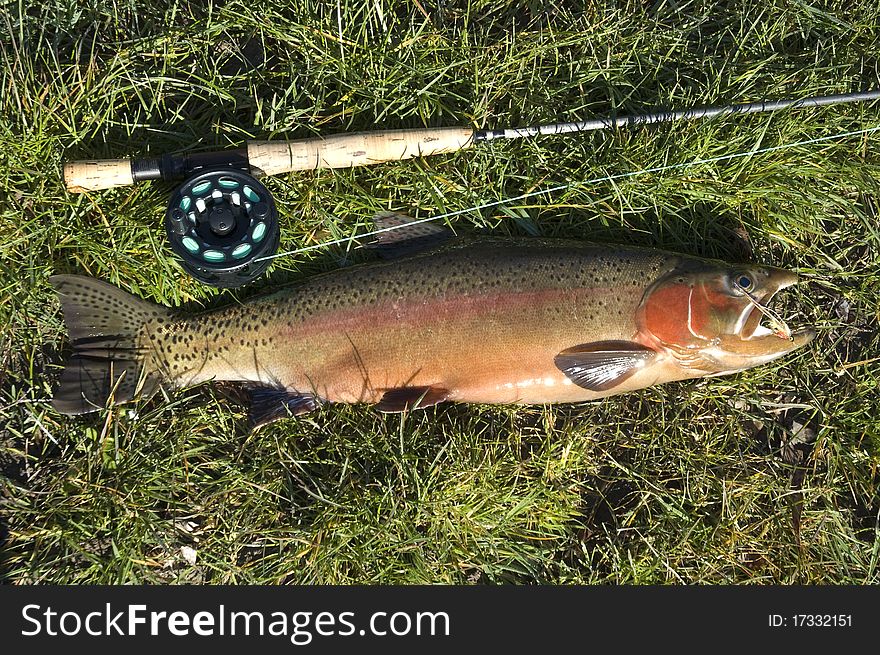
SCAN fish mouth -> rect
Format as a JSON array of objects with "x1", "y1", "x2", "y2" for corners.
[{"x1": 737, "y1": 269, "x2": 800, "y2": 341}]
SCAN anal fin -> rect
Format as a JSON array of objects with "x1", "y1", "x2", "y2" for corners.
[
  {"x1": 555, "y1": 341, "x2": 657, "y2": 392},
  {"x1": 246, "y1": 386, "x2": 319, "y2": 429},
  {"x1": 376, "y1": 385, "x2": 449, "y2": 412}
]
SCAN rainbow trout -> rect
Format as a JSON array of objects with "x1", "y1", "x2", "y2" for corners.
[{"x1": 51, "y1": 215, "x2": 814, "y2": 427}]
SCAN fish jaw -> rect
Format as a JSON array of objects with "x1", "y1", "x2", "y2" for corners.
[{"x1": 701, "y1": 326, "x2": 816, "y2": 376}]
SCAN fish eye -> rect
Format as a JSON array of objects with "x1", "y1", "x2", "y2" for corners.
[{"x1": 734, "y1": 273, "x2": 754, "y2": 292}]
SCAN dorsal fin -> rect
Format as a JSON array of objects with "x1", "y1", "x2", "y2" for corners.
[{"x1": 366, "y1": 211, "x2": 452, "y2": 258}]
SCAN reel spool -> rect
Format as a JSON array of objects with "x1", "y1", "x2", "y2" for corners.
[{"x1": 164, "y1": 169, "x2": 280, "y2": 288}]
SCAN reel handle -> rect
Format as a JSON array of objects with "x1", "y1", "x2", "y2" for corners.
[
  {"x1": 246, "y1": 126, "x2": 475, "y2": 176},
  {"x1": 62, "y1": 127, "x2": 476, "y2": 192}
]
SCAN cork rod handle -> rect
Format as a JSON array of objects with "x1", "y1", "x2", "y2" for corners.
[
  {"x1": 247, "y1": 127, "x2": 476, "y2": 176},
  {"x1": 63, "y1": 159, "x2": 134, "y2": 193},
  {"x1": 62, "y1": 127, "x2": 477, "y2": 192}
]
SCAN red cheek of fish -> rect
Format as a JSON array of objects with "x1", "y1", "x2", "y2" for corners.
[
  {"x1": 641, "y1": 281, "x2": 732, "y2": 348},
  {"x1": 641, "y1": 282, "x2": 700, "y2": 347}
]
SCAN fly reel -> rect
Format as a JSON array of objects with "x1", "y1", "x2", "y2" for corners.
[{"x1": 164, "y1": 170, "x2": 280, "y2": 288}]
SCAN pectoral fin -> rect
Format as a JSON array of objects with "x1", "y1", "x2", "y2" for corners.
[
  {"x1": 376, "y1": 385, "x2": 450, "y2": 412},
  {"x1": 246, "y1": 387, "x2": 319, "y2": 429},
  {"x1": 555, "y1": 341, "x2": 657, "y2": 392}
]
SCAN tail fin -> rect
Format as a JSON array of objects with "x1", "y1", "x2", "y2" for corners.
[{"x1": 50, "y1": 275, "x2": 172, "y2": 414}]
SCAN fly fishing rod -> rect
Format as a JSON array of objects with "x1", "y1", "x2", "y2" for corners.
[{"x1": 63, "y1": 89, "x2": 880, "y2": 287}]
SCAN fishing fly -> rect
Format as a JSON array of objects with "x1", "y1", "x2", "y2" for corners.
[{"x1": 62, "y1": 89, "x2": 880, "y2": 287}]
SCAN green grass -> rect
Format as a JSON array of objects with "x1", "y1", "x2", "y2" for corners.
[{"x1": 2, "y1": 0, "x2": 879, "y2": 584}]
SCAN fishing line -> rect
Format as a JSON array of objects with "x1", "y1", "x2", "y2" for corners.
[{"x1": 257, "y1": 124, "x2": 880, "y2": 263}]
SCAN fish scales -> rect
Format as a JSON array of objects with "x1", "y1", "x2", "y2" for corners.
[{"x1": 147, "y1": 240, "x2": 677, "y2": 404}]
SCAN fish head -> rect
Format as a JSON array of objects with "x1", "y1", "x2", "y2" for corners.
[{"x1": 638, "y1": 261, "x2": 815, "y2": 374}]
